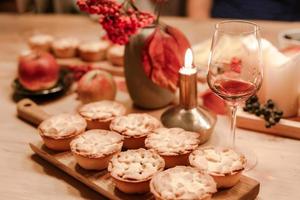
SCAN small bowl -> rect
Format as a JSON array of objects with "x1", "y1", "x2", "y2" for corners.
[{"x1": 278, "y1": 29, "x2": 300, "y2": 49}]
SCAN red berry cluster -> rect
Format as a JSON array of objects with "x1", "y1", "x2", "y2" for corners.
[
  {"x1": 77, "y1": 0, "x2": 155, "y2": 45},
  {"x1": 77, "y1": 0, "x2": 121, "y2": 15}
]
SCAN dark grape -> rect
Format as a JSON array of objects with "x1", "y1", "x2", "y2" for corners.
[
  {"x1": 252, "y1": 102, "x2": 260, "y2": 109},
  {"x1": 274, "y1": 115, "x2": 281, "y2": 122},
  {"x1": 275, "y1": 110, "x2": 283, "y2": 116},
  {"x1": 269, "y1": 118, "x2": 276, "y2": 125},
  {"x1": 243, "y1": 95, "x2": 283, "y2": 128},
  {"x1": 265, "y1": 121, "x2": 272, "y2": 128},
  {"x1": 255, "y1": 109, "x2": 261, "y2": 116},
  {"x1": 250, "y1": 95, "x2": 258, "y2": 103},
  {"x1": 264, "y1": 109, "x2": 271, "y2": 118},
  {"x1": 266, "y1": 99, "x2": 275, "y2": 109},
  {"x1": 264, "y1": 114, "x2": 270, "y2": 121}
]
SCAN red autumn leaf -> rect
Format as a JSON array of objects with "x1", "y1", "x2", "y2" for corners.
[{"x1": 142, "y1": 25, "x2": 191, "y2": 92}]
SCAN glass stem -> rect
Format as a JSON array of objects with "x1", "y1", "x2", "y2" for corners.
[{"x1": 230, "y1": 105, "x2": 238, "y2": 149}]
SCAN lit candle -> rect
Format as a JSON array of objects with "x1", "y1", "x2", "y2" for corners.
[
  {"x1": 179, "y1": 48, "x2": 197, "y2": 75},
  {"x1": 161, "y1": 48, "x2": 216, "y2": 142},
  {"x1": 179, "y1": 48, "x2": 197, "y2": 109}
]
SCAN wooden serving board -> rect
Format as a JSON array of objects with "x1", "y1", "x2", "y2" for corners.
[
  {"x1": 29, "y1": 142, "x2": 260, "y2": 200},
  {"x1": 237, "y1": 110, "x2": 300, "y2": 140},
  {"x1": 57, "y1": 58, "x2": 124, "y2": 77},
  {"x1": 17, "y1": 99, "x2": 260, "y2": 200}
]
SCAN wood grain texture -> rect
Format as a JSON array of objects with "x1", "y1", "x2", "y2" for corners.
[
  {"x1": 30, "y1": 143, "x2": 259, "y2": 200},
  {"x1": 17, "y1": 98, "x2": 51, "y2": 126},
  {"x1": 237, "y1": 110, "x2": 300, "y2": 140},
  {"x1": 1, "y1": 14, "x2": 300, "y2": 200}
]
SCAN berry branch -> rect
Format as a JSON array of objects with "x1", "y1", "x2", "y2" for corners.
[{"x1": 77, "y1": 0, "x2": 155, "y2": 44}]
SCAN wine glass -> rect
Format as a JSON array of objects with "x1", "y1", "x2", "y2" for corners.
[{"x1": 207, "y1": 20, "x2": 263, "y2": 170}]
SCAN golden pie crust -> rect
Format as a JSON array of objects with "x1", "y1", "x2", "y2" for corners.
[
  {"x1": 79, "y1": 100, "x2": 126, "y2": 122},
  {"x1": 110, "y1": 113, "x2": 161, "y2": 149},
  {"x1": 79, "y1": 41, "x2": 110, "y2": 62},
  {"x1": 107, "y1": 45, "x2": 124, "y2": 66},
  {"x1": 70, "y1": 129, "x2": 124, "y2": 159},
  {"x1": 150, "y1": 166, "x2": 217, "y2": 200},
  {"x1": 108, "y1": 148, "x2": 165, "y2": 193},
  {"x1": 70, "y1": 129, "x2": 123, "y2": 170},
  {"x1": 79, "y1": 100, "x2": 126, "y2": 129},
  {"x1": 145, "y1": 128, "x2": 201, "y2": 156},
  {"x1": 28, "y1": 34, "x2": 53, "y2": 52},
  {"x1": 52, "y1": 37, "x2": 79, "y2": 58},
  {"x1": 52, "y1": 37, "x2": 79, "y2": 50},
  {"x1": 38, "y1": 113, "x2": 86, "y2": 151},
  {"x1": 110, "y1": 113, "x2": 161, "y2": 138},
  {"x1": 189, "y1": 147, "x2": 246, "y2": 188},
  {"x1": 189, "y1": 147, "x2": 246, "y2": 175},
  {"x1": 38, "y1": 113, "x2": 86, "y2": 139}
]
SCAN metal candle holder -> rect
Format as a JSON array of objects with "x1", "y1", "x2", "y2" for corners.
[{"x1": 161, "y1": 68, "x2": 216, "y2": 144}]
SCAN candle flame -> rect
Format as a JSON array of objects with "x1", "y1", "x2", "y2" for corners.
[{"x1": 184, "y1": 48, "x2": 193, "y2": 68}]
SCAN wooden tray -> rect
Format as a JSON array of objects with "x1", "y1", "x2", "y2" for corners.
[
  {"x1": 237, "y1": 110, "x2": 300, "y2": 140},
  {"x1": 57, "y1": 58, "x2": 124, "y2": 77},
  {"x1": 17, "y1": 99, "x2": 260, "y2": 200},
  {"x1": 30, "y1": 142, "x2": 260, "y2": 200}
]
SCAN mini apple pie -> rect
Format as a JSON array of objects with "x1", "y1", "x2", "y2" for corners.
[
  {"x1": 110, "y1": 113, "x2": 161, "y2": 149},
  {"x1": 107, "y1": 45, "x2": 124, "y2": 66},
  {"x1": 38, "y1": 113, "x2": 86, "y2": 151},
  {"x1": 189, "y1": 147, "x2": 246, "y2": 188},
  {"x1": 28, "y1": 34, "x2": 53, "y2": 52},
  {"x1": 150, "y1": 166, "x2": 217, "y2": 200},
  {"x1": 108, "y1": 148, "x2": 165, "y2": 194},
  {"x1": 79, "y1": 100, "x2": 126, "y2": 130},
  {"x1": 79, "y1": 41, "x2": 110, "y2": 62},
  {"x1": 70, "y1": 129, "x2": 123, "y2": 170},
  {"x1": 145, "y1": 127, "x2": 201, "y2": 168},
  {"x1": 52, "y1": 37, "x2": 79, "y2": 58}
]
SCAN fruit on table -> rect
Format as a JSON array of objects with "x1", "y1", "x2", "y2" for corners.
[
  {"x1": 243, "y1": 95, "x2": 283, "y2": 128},
  {"x1": 18, "y1": 51, "x2": 60, "y2": 91},
  {"x1": 77, "y1": 69, "x2": 116, "y2": 103}
]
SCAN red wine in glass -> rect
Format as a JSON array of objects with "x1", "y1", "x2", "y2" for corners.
[
  {"x1": 212, "y1": 79, "x2": 257, "y2": 102},
  {"x1": 207, "y1": 20, "x2": 263, "y2": 170}
]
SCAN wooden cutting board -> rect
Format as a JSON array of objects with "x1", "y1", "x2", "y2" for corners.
[
  {"x1": 237, "y1": 110, "x2": 300, "y2": 140},
  {"x1": 57, "y1": 58, "x2": 124, "y2": 77},
  {"x1": 29, "y1": 143, "x2": 260, "y2": 200},
  {"x1": 17, "y1": 99, "x2": 260, "y2": 200}
]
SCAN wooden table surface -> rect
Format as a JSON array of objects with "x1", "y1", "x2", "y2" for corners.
[{"x1": 0, "y1": 14, "x2": 299, "y2": 200}]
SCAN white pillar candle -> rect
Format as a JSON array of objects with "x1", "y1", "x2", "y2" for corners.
[{"x1": 259, "y1": 40, "x2": 300, "y2": 117}]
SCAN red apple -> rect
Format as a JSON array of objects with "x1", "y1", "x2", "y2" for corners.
[
  {"x1": 18, "y1": 51, "x2": 60, "y2": 91},
  {"x1": 77, "y1": 69, "x2": 116, "y2": 103}
]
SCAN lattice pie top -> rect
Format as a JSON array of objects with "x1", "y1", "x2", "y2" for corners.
[
  {"x1": 70, "y1": 129, "x2": 123, "y2": 158},
  {"x1": 189, "y1": 147, "x2": 246, "y2": 175},
  {"x1": 79, "y1": 41, "x2": 110, "y2": 52},
  {"x1": 150, "y1": 166, "x2": 217, "y2": 200},
  {"x1": 108, "y1": 148, "x2": 165, "y2": 182},
  {"x1": 145, "y1": 128, "x2": 200, "y2": 156},
  {"x1": 79, "y1": 101, "x2": 126, "y2": 122},
  {"x1": 38, "y1": 113, "x2": 86, "y2": 139},
  {"x1": 110, "y1": 113, "x2": 161, "y2": 138},
  {"x1": 52, "y1": 37, "x2": 79, "y2": 49}
]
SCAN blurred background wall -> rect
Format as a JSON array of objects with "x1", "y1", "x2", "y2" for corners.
[
  {"x1": 0, "y1": 0, "x2": 299, "y2": 21},
  {"x1": 0, "y1": 0, "x2": 186, "y2": 15}
]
